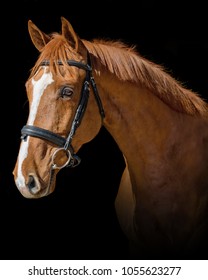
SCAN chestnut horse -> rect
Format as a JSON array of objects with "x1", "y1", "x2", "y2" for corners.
[{"x1": 13, "y1": 17, "x2": 208, "y2": 258}]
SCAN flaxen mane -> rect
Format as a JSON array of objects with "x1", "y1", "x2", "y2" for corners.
[{"x1": 30, "y1": 33, "x2": 208, "y2": 116}]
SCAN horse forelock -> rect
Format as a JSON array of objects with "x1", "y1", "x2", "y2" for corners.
[
  {"x1": 84, "y1": 39, "x2": 208, "y2": 116},
  {"x1": 30, "y1": 33, "x2": 82, "y2": 78}
]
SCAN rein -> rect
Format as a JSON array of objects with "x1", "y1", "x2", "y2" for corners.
[{"x1": 21, "y1": 52, "x2": 105, "y2": 170}]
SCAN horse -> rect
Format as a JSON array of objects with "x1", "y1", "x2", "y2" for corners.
[{"x1": 13, "y1": 17, "x2": 208, "y2": 259}]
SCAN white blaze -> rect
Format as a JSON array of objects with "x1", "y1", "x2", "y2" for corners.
[{"x1": 16, "y1": 67, "x2": 54, "y2": 188}]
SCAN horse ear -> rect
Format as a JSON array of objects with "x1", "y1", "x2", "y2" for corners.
[
  {"x1": 61, "y1": 17, "x2": 85, "y2": 53},
  {"x1": 28, "y1": 20, "x2": 51, "y2": 51}
]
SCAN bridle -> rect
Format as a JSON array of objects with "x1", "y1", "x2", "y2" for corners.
[{"x1": 21, "y1": 52, "x2": 105, "y2": 171}]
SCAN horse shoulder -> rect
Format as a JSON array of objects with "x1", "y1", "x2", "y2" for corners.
[{"x1": 115, "y1": 159, "x2": 136, "y2": 241}]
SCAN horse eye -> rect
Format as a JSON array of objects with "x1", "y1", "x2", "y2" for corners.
[{"x1": 60, "y1": 87, "x2": 74, "y2": 99}]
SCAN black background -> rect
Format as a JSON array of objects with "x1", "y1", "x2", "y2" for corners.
[{"x1": 1, "y1": 1, "x2": 208, "y2": 260}]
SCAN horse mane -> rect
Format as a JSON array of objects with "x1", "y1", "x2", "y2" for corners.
[
  {"x1": 84, "y1": 39, "x2": 208, "y2": 116},
  {"x1": 30, "y1": 33, "x2": 208, "y2": 117}
]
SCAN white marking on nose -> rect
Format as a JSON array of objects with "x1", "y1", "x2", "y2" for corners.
[{"x1": 16, "y1": 67, "x2": 54, "y2": 188}]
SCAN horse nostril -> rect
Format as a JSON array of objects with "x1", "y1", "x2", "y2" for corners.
[
  {"x1": 28, "y1": 175, "x2": 35, "y2": 189},
  {"x1": 27, "y1": 175, "x2": 40, "y2": 194}
]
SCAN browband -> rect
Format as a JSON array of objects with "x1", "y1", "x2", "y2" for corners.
[{"x1": 41, "y1": 60, "x2": 92, "y2": 72}]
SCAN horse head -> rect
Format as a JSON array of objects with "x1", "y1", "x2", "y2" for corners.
[{"x1": 13, "y1": 17, "x2": 104, "y2": 198}]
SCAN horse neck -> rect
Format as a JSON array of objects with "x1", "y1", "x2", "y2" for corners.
[{"x1": 95, "y1": 69, "x2": 178, "y2": 161}]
